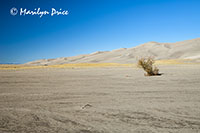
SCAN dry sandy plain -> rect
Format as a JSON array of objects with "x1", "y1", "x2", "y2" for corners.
[{"x1": 0, "y1": 63, "x2": 200, "y2": 133}]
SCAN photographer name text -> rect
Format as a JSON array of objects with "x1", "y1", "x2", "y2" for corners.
[{"x1": 10, "y1": 7, "x2": 69, "y2": 18}]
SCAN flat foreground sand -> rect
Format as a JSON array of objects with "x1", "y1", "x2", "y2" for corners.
[{"x1": 0, "y1": 65, "x2": 200, "y2": 133}]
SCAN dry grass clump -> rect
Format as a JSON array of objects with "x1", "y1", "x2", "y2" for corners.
[{"x1": 137, "y1": 57, "x2": 161, "y2": 76}]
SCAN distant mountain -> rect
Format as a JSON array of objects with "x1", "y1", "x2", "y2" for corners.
[{"x1": 26, "y1": 38, "x2": 200, "y2": 65}]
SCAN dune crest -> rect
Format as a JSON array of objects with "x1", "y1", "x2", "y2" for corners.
[{"x1": 26, "y1": 38, "x2": 200, "y2": 65}]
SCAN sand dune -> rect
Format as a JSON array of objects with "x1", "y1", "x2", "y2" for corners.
[
  {"x1": 26, "y1": 38, "x2": 200, "y2": 65},
  {"x1": 1, "y1": 38, "x2": 200, "y2": 133}
]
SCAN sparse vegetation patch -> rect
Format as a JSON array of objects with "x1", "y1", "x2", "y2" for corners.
[{"x1": 138, "y1": 57, "x2": 161, "y2": 76}]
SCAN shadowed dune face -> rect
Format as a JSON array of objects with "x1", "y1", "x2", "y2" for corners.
[
  {"x1": 0, "y1": 65, "x2": 200, "y2": 133},
  {"x1": 25, "y1": 38, "x2": 200, "y2": 65}
]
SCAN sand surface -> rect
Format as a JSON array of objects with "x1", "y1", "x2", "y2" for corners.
[
  {"x1": 26, "y1": 38, "x2": 200, "y2": 65},
  {"x1": 0, "y1": 65, "x2": 200, "y2": 133}
]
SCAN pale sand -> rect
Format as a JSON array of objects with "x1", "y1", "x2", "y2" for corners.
[
  {"x1": 0, "y1": 65, "x2": 200, "y2": 133},
  {"x1": 26, "y1": 38, "x2": 200, "y2": 65}
]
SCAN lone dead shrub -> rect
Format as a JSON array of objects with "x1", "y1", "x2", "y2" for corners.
[{"x1": 137, "y1": 57, "x2": 160, "y2": 76}]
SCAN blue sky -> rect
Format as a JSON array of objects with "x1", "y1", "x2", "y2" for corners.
[{"x1": 1, "y1": 0, "x2": 200, "y2": 64}]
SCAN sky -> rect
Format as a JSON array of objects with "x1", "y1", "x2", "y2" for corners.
[{"x1": 0, "y1": 0, "x2": 200, "y2": 64}]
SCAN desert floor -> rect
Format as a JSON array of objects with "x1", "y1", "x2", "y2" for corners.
[{"x1": 0, "y1": 65, "x2": 200, "y2": 133}]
